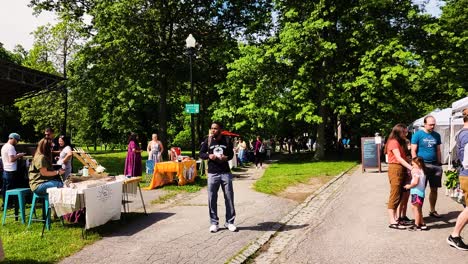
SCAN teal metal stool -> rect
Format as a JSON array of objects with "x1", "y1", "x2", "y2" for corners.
[
  {"x1": 2, "y1": 188, "x2": 31, "y2": 225},
  {"x1": 28, "y1": 192, "x2": 51, "y2": 230}
]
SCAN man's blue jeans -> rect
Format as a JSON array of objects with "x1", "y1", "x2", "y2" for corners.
[
  {"x1": 2, "y1": 171, "x2": 16, "y2": 203},
  {"x1": 208, "y1": 172, "x2": 236, "y2": 225}
]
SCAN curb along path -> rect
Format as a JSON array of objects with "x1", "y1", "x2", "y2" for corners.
[{"x1": 228, "y1": 168, "x2": 353, "y2": 264}]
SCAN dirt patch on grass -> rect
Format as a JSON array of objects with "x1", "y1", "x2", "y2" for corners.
[{"x1": 278, "y1": 176, "x2": 334, "y2": 202}]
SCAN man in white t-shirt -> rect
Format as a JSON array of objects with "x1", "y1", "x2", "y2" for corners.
[{"x1": 1, "y1": 133, "x2": 25, "y2": 205}]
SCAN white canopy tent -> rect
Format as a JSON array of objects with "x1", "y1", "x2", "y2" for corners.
[
  {"x1": 452, "y1": 96, "x2": 468, "y2": 114},
  {"x1": 411, "y1": 107, "x2": 464, "y2": 164},
  {"x1": 448, "y1": 97, "x2": 468, "y2": 166}
]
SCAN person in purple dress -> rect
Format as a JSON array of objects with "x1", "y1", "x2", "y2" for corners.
[{"x1": 124, "y1": 132, "x2": 142, "y2": 176}]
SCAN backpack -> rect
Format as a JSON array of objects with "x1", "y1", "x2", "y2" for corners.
[
  {"x1": 259, "y1": 143, "x2": 265, "y2": 153},
  {"x1": 455, "y1": 128, "x2": 468, "y2": 170}
]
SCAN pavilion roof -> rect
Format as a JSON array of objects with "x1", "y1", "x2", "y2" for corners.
[{"x1": 0, "y1": 59, "x2": 65, "y2": 104}]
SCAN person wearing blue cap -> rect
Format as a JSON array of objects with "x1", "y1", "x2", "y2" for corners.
[{"x1": 1, "y1": 133, "x2": 26, "y2": 206}]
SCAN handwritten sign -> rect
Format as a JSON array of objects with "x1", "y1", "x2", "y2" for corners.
[{"x1": 361, "y1": 137, "x2": 381, "y2": 172}]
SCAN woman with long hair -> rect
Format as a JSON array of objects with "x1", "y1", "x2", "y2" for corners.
[
  {"x1": 29, "y1": 138, "x2": 64, "y2": 195},
  {"x1": 385, "y1": 124, "x2": 414, "y2": 229},
  {"x1": 124, "y1": 132, "x2": 142, "y2": 176},
  {"x1": 56, "y1": 135, "x2": 73, "y2": 180}
]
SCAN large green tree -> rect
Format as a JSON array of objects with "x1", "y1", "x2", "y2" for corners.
[
  {"x1": 14, "y1": 16, "x2": 85, "y2": 139},
  {"x1": 32, "y1": 0, "x2": 273, "y2": 152},
  {"x1": 429, "y1": 0, "x2": 468, "y2": 98},
  {"x1": 215, "y1": 0, "x2": 443, "y2": 159}
]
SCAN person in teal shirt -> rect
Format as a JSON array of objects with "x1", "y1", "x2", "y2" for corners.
[{"x1": 411, "y1": 115, "x2": 443, "y2": 218}]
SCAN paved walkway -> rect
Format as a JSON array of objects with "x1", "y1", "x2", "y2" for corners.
[
  {"x1": 253, "y1": 164, "x2": 468, "y2": 263},
  {"x1": 60, "y1": 164, "x2": 297, "y2": 264}
]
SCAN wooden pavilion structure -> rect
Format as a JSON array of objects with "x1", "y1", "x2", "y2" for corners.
[{"x1": 0, "y1": 59, "x2": 65, "y2": 104}]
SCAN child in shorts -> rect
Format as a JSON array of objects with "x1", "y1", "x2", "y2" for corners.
[{"x1": 404, "y1": 157, "x2": 428, "y2": 230}]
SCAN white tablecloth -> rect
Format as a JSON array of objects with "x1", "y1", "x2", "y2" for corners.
[
  {"x1": 84, "y1": 181, "x2": 122, "y2": 229},
  {"x1": 48, "y1": 179, "x2": 124, "y2": 229}
]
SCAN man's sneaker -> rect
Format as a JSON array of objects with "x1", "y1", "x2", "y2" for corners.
[
  {"x1": 224, "y1": 223, "x2": 237, "y2": 232},
  {"x1": 209, "y1": 224, "x2": 219, "y2": 233},
  {"x1": 447, "y1": 235, "x2": 468, "y2": 251},
  {"x1": 399, "y1": 216, "x2": 414, "y2": 223}
]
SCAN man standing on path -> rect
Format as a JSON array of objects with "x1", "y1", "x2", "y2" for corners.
[
  {"x1": 199, "y1": 121, "x2": 237, "y2": 233},
  {"x1": 1, "y1": 133, "x2": 25, "y2": 205},
  {"x1": 411, "y1": 115, "x2": 443, "y2": 218},
  {"x1": 447, "y1": 108, "x2": 468, "y2": 251}
]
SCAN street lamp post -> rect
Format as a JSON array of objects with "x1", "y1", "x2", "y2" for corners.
[{"x1": 186, "y1": 34, "x2": 196, "y2": 158}]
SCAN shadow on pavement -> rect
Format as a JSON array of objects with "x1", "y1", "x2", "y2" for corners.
[
  {"x1": 232, "y1": 167, "x2": 250, "y2": 172},
  {"x1": 424, "y1": 210, "x2": 459, "y2": 229},
  {"x1": 233, "y1": 174, "x2": 251, "y2": 179},
  {"x1": 237, "y1": 221, "x2": 308, "y2": 232},
  {"x1": 102, "y1": 212, "x2": 175, "y2": 237}
]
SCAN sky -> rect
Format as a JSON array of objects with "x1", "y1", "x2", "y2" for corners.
[
  {"x1": 0, "y1": 0, "x2": 57, "y2": 51},
  {"x1": 0, "y1": 0, "x2": 443, "y2": 52}
]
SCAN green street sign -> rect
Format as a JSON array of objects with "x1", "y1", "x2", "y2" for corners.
[{"x1": 185, "y1": 103, "x2": 199, "y2": 114}]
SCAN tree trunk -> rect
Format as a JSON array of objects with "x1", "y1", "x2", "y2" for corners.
[
  {"x1": 158, "y1": 74, "x2": 168, "y2": 161},
  {"x1": 314, "y1": 101, "x2": 326, "y2": 160}
]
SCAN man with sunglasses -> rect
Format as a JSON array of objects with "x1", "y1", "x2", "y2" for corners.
[{"x1": 411, "y1": 115, "x2": 443, "y2": 218}]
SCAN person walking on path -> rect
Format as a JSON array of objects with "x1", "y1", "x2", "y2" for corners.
[
  {"x1": 124, "y1": 132, "x2": 142, "y2": 176},
  {"x1": 1, "y1": 133, "x2": 25, "y2": 205},
  {"x1": 385, "y1": 124, "x2": 414, "y2": 229},
  {"x1": 254, "y1": 136, "x2": 265, "y2": 169},
  {"x1": 404, "y1": 157, "x2": 428, "y2": 230},
  {"x1": 447, "y1": 108, "x2": 468, "y2": 250},
  {"x1": 199, "y1": 121, "x2": 237, "y2": 233},
  {"x1": 411, "y1": 115, "x2": 443, "y2": 218}
]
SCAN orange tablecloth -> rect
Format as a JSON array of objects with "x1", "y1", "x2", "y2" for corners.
[{"x1": 145, "y1": 160, "x2": 197, "y2": 189}]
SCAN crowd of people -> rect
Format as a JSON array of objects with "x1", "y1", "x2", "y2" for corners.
[
  {"x1": 1, "y1": 128, "x2": 72, "y2": 206},
  {"x1": 385, "y1": 109, "x2": 468, "y2": 251},
  {"x1": 122, "y1": 132, "x2": 322, "y2": 179}
]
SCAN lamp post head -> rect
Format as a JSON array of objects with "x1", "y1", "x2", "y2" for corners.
[{"x1": 186, "y1": 34, "x2": 196, "y2": 48}]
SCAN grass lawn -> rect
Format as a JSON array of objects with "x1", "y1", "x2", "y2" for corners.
[
  {"x1": 1, "y1": 216, "x2": 99, "y2": 263},
  {"x1": 0, "y1": 209, "x2": 149, "y2": 263},
  {"x1": 254, "y1": 152, "x2": 358, "y2": 195}
]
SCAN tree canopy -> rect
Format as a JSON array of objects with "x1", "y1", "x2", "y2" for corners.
[{"x1": 0, "y1": 0, "x2": 465, "y2": 157}]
